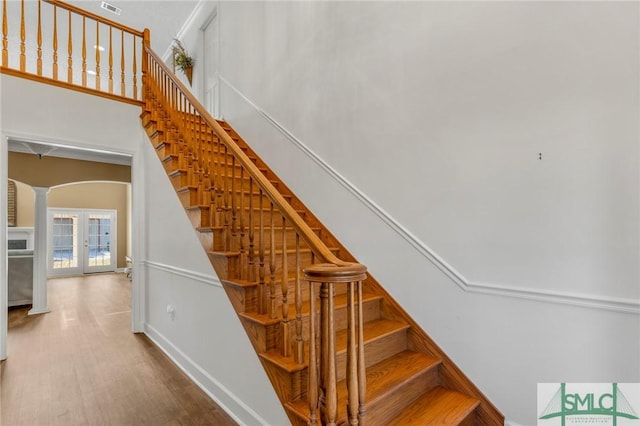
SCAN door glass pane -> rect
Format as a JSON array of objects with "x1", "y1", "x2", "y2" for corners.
[
  {"x1": 87, "y1": 214, "x2": 111, "y2": 267},
  {"x1": 52, "y1": 214, "x2": 79, "y2": 269}
]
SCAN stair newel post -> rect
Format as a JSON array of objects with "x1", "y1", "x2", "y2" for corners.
[
  {"x1": 294, "y1": 234, "x2": 304, "y2": 364},
  {"x1": 2, "y1": 0, "x2": 8, "y2": 67},
  {"x1": 308, "y1": 280, "x2": 319, "y2": 426},
  {"x1": 305, "y1": 263, "x2": 368, "y2": 426},
  {"x1": 257, "y1": 189, "x2": 266, "y2": 315},
  {"x1": 268, "y1": 202, "x2": 277, "y2": 319},
  {"x1": 280, "y1": 216, "x2": 290, "y2": 357}
]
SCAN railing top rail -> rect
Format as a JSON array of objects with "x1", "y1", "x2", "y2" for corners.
[
  {"x1": 43, "y1": 0, "x2": 144, "y2": 37},
  {"x1": 145, "y1": 46, "x2": 351, "y2": 268}
]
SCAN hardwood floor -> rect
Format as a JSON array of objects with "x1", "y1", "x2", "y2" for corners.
[{"x1": 1, "y1": 273, "x2": 238, "y2": 426}]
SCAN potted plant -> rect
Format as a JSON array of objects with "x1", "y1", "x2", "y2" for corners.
[{"x1": 172, "y1": 39, "x2": 194, "y2": 85}]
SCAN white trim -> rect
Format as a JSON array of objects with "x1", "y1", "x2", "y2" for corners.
[
  {"x1": 1, "y1": 132, "x2": 8, "y2": 360},
  {"x1": 219, "y1": 76, "x2": 640, "y2": 316},
  {"x1": 161, "y1": 0, "x2": 210, "y2": 63},
  {"x1": 142, "y1": 260, "x2": 221, "y2": 288},
  {"x1": 144, "y1": 323, "x2": 269, "y2": 426}
]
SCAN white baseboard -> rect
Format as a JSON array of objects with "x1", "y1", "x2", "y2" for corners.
[{"x1": 144, "y1": 323, "x2": 269, "y2": 426}]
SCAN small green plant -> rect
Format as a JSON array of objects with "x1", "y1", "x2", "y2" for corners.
[{"x1": 172, "y1": 39, "x2": 194, "y2": 72}]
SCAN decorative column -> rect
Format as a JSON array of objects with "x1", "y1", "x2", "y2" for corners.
[{"x1": 29, "y1": 186, "x2": 50, "y2": 315}]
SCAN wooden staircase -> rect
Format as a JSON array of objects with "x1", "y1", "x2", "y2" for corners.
[
  {"x1": 1, "y1": 2, "x2": 503, "y2": 424},
  {"x1": 140, "y1": 50, "x2": 504, "y2": 426}
]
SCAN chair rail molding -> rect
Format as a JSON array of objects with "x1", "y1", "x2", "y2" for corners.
[
  {"x1": 218, "y1": 75, "x2": 640, "y2": 316},
  {"x1": 142, "y1": 260, "x2": 221, "y2": 288}
]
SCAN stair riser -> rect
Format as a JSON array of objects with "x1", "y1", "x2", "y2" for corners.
[
  {"x1": 210, "y1": 226, "x2": 318, "y2": 252},
  {"x1": 273, "y1": 298, "x2": 383, "y2": 360},
  {"x1": 214, "y1": 209, "x2": 307, "y2": 236},
  {"x1": 262, "y1": 361, "x2": 308, "y2": 404},
  {"x1": 268, "y1": 325, "x2": 409, "y2": 386},
  {"x1": 162, "y1": 156, "x2": 180, "y2": 173},
  {"x1": 367, "y1": 367, "x2": 440, "y2": 425},
  {"x1": 177, "y1": 187, "x2": 205, "y2": 208},
  {"x1": 210, "y1": 249, "x2": 337, "y2": 281},
  {"x1": 186, "y1": 206, "x2": 210, "y2": 228}
]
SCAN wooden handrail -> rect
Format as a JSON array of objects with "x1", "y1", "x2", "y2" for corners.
[
  {"x1": 144, "y1": 46, "x2": 351, "y2": 267},
  {"x1": 43, "y1": 0, "x2": 143, "y2": 37}
]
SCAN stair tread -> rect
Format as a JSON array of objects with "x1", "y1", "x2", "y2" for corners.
[
  {"x1": 286, "y1": 350, "x2": 441, "y2": 417},
  {"x1": 389, "y1": 386, "x2": 480, "y2": 425},
  {"x1": 260, "y1": 318, "x2": 408, "y2": 372}
]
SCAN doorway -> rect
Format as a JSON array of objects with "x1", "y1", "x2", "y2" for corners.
[{"x1": 48, "y1": 208, "x2": 117, "y2": 276}]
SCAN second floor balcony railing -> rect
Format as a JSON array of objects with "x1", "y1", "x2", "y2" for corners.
[{"x1": 1, "y1": 0, "x2": 146, "y2": 104}]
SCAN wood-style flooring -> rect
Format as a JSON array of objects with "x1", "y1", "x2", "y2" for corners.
[{"x1": 1, "y1": 273, "x2": 238, "y2": 426}]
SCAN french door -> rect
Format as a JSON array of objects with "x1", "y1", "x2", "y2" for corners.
[{"x1": 48, "y1": 209, "x2": 117, "y2": 276}]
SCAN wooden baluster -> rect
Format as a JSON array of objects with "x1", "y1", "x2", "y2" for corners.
[
  {"x1": 230, "y1": 156, "x2": 237, "y2": 251},
  {"x1": 212, "y1": 136, "x2": 224, "y2": 228},
  {"x1": 321, "y1": 281, "x2": 337, "y2": 426},
  {"x1": 346, "y1": 280, "x2": 359, "y2": 425},
  {"x1": 258, "y1": 189, "x2": 266, "y2": 315},
  {"x1": 52, "y1": 5, "x2": 57, "y2": 79},
  {"x1": 19, "y1": 0, "x2": 24, "y2": 71},
  {"x1": 223, "y1": 145, "x2": 230, "y2": 251},
  {"x1": 308, "y1": 279, "x2": 318, "y2": 425},
  {"x1": 203, "y1": 116, "x2": 212, "y2": 209},
  {"x1": 2, "y1": 0, "x2": 7, "y2": 67},
  {"x1": 357, "y1": 279, "x2": 366, "y2": 424},
  {"x1": 67, "y1": 10, "x2": 72, "y2": 83},
  {"x1": 132, "y1": 36, "x2": 137, "y2": 99},
  {"x1": 294, "y1": 234, "x2": 304, "y2": 364},
  {"x1": 36, "y1": 0, "x2": 42, "y2": 75},
  {"x1": 268, "y1": 202, "x2": 277, "y2": 319},
  {"x1": 248, "y1": 178, "x2": 256, "y2": 282},
  {"x1": 94, "y1": 21, "x2": 99, "y2": 89},
  {"x1": 120, "y1": 30, "x2": 125, "y2": 96},
  {"x1": 239, "y1": 168, "x2": 246, "y2": 280},
  {"x1": 81, "y1": 17, "x2": 86, "y2": 87},
  {"x1": 108, "y1": 26, "x2": 113, "y2": 93},
  {"x1": 280, "y1": 216, "x2": 290, "y2": 356}
]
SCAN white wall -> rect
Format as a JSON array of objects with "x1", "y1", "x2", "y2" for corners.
[
  {"x1": 0, "y1": 74, "x2": 286, "y2": 425},
  {"x1": 169, "y1": 1, "x2": 640, "y2": 424}
]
